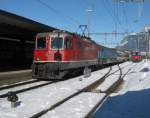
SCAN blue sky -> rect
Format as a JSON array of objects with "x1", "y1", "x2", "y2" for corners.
[{"x1": 0, "y1": 0, "x2": 149, "y2": 47}]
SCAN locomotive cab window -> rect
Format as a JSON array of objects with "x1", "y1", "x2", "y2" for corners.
[
  {"x1": 51, "y1": 37, "x2": 63, "y2": 49},
  {"x1": 132, "y1": 52, "x2": 140, "y2": 56},
  {"x1": 64, "y1": 37, "x2": 72, "y2": 49},
  {"x1": 36, "y1": 37, "x2": 46, "y2": 49}
]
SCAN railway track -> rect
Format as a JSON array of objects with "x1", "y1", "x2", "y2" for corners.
[
  {"x1": 0, "y1": 62, "x2": 120, "y2": 89},
  {"x1": 32, "y1": 63, "x2": 136, "y2": 118},
  {"x1": 30, "y1": 65, "x2": 125, "y2": 118},
  {"x1": 0, "y1": 79, "x2": 40, "y2": 91},
  {"x1": 0, "y1": 62, "x2": 129, "y2": 98},
  {"x1": 0, "y1": 62, "x2": 134, "y2": 118},
  {"x1": 86, "y1": 63, "x2": 139, "y2": 118},
  {"x1": 0, "y1": 80, "x2": 57, "y2": 98},
  {"x1": 0, "y1": 67, "x2": 112, "y2": 98}
]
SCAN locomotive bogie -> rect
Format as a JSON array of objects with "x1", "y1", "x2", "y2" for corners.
[{"x1": 32, "y1": 60, "x2": 98, "y2": 79}]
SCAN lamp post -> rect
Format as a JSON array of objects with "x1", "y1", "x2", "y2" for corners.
[{"x1": 86, "y1": 9, "x2": 92, "y2": 37}]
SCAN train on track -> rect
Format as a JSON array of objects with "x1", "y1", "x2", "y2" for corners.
[
  {"x1": 130, "y1": 50, "x2": 142, "y2": 62},
  {"x1": 32, "y1": 30, "x2": 127, "y2": 80}
]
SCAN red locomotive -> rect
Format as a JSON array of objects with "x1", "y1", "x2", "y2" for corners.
[
  {"x1": 131, "y1": 50, "x2": 141, "y2": 62},
  {"x1": 32, "y1": 30, "x2": 99, "y2": 79}
]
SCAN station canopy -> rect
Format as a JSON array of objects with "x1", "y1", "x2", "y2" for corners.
[{"x1": 0, "y1": 9, "x2": 57, "y2": 41}]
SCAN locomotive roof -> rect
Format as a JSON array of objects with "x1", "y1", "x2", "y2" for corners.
[
  {"x1": 36, "y1": 30, "x2": 98, "y2": 45},
  {"x1": 131, "y1": 50, "x2": 140, "y2": 52},
  {"x1": 36, "y1": 31, "x2": 120, "y2": 52}
]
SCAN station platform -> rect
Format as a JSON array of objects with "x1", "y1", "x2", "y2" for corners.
[{"x1": 0, "y1": 69, "x2": 32, "y2": 86}]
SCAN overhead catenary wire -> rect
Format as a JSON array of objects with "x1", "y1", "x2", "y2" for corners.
[
  {"x1": 102, "y1": 0, "x2": 127, "y2": 34},
  {"x1": 108, "y1": 0, "x2": 134, "y2": 47},
  {"x1": 106, "y1": 0, "x2": 121, "y2": 25},
  {"x1": 122, "y1": 3, "x2": 129, "y2": 31},
  {"x1": 87, "y1": 1, "x2": 119, "y2": 47},
  {"x1": 76, "y1": 0, "x2": 123, "y2": 47},
  {"x1": 122, "y1": 3, "x2": 134, "y2": 33},
  {"x1": 101, "y1": 0, "x2": 118, "y2": 47},
  {"x1": 106, "y1": 0, "x2": 126, "y2": 30},
  {"x1": 35, "y1": 0, "x2": 80, "y2": 29},
  {"x1": 102, "y1": 0, "x2": 118, "y2": 26},
  {"x1": 134, "y1": 2, "x2": 144, "y2": 22}
]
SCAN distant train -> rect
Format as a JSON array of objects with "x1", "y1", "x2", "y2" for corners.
[
  {"x1": 32, "y1": 30, "x2": 127, "y2": 80},
  {"x1": 131, "y1": 50, "x2": 142, "y2": 62}
]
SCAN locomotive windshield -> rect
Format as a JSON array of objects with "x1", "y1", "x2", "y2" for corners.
[
  {"x1": 132, "y1": 51, "x2": 140, "y2": 56},
  {"x1": 36, "y1": 37, "x2": 46, "y2": 49},
  {"x1": 51, "y1": 37, "x2": 63, "y2": 49}
]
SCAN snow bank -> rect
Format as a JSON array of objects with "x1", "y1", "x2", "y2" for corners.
[{"x1": 93, "y1": 61, "x2": 150, "y2": 118}]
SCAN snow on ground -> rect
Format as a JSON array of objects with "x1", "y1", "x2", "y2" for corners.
[
  {"x1": 41, "y1": 64, "x2": 125, "y2": 118},
  {"x1": 96, "y1": 70, "x2": 120, "y2": 92},
  {"x1": 0, "y1": 81, "x2": 50, "y2": 95},
  {"x1": 93, "y1": 60, "x2": 150, "y2": 118},
  {"x1": 42, "y1": 93, "x2": 106, "y2": 118},
  {"x1": 0, "y1": 65, "x2": 112, "y2": 118},
  {"x1": 119, "y1": 60, "x2": 150, "y2": 93},
  {"x1": 0, "y1": 62, "x2": 131, "y2": 118}
]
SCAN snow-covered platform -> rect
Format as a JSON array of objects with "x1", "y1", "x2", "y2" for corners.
[
  {"x1": 0, "y1": 69, "x2": 31, "y2": 78},
  {"x1": 0, "y1": 69, "x2": 32, "y2": 86},
  {"x1": 93, "y1": 60, "x2": 150, "y2": 118}
]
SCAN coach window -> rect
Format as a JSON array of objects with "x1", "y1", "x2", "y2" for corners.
[{"x1": 64, "y1": 37, "x2": 72, "y2": 49}]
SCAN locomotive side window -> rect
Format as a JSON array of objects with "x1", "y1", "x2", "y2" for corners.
[
  {"x1": 36, "y1": 37, "x2": 46, "y2": 49},
  {"x1": 64, "y1": 37, "x2": 72, "y2": 49},
  {"x1": 51, "y1": 37, "x2": 63, "y2": 49}
]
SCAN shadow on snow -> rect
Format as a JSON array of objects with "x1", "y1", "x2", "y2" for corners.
[{"x1": 93, "y1": 88, "x2": 150, "y2": 118}]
